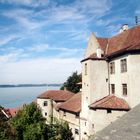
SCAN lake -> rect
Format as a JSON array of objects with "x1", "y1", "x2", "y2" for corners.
[{"x1": 0, "y1": 86, "x2": 60, "y2": 108}]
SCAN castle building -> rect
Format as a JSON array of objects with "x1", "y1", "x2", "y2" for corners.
[{"x1": 37, "y1": 24, "x2": 140, "y2": 140}]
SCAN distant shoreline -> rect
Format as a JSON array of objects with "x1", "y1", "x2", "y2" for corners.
[{"x1": 0, "y1": 84, "x2": 62, "y2": 88}]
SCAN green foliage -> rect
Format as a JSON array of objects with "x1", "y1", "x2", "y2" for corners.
[
  {"x1": 11, "y1": 103, "x2": 47, "y2": 140},
  {"x1": 47, "y1": 118, "x2": 73, "y2": 140},
  {"x1": 0, "y1": 104, "x2": 73, "y2": 140},
  {"x1": 0, "y1": 121, "x2": 13, "y2": 140},
  {"x1": 60, "y1": 71, "x2": 82, "y2": 93}
]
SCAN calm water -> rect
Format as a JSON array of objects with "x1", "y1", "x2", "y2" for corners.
[{"x1": 0, "y1": 86, "x2": 60, "y2": 108}]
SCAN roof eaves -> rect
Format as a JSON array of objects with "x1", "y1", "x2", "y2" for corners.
[
  {"x1": 81, "y1": 57, "x2": 107, "y2": 62},
  {"x1": 89, "y1": 106, "x2": 130, "y2": 111},
  {"x1": 59, "y1": 108, "x2": 81, "y2": 114},
  {"x1": 106, "y1": 48, "x2": 140, "y2": 60}
]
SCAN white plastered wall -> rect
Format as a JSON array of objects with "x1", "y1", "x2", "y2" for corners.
[
  {"x1": 80, "y1": 59, "x2": 109, "y2": 139},
  {"x1": 59, "y1": 110, "x2": 80, "y2": 140},
  {"x1": 37, "y1": 98, "x2": 52, "y2": 122},
  {"x1": 85, "y1": 33, "x2": 100, "y2": 58},
  {"x1": 128, "y1": 54, "x2": 140, "y2": 107},
  {"x1": 88, "y1": 109, "x2": 126, "y2": 133}
]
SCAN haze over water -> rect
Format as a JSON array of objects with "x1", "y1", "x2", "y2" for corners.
[{"x1": 0, "y1": 86, "x2": 60, "y2": 108}]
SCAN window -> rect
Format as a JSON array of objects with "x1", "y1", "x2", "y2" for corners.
[
  {"x1": 107, "y1": 109, "x2": 112, "y2": 114},
  {"x1": 75, "y1": 129, "x2": 79, "y2": 135},
  {"x1": 45, "y1": 112, "x2": 47, "y2": 116},
  {"x1": 110, "y1": 62, "x2": 115, "y2": 74},
  {"x1": 121, "y1": 59, "x2": 127, "y2": 73},
  {"x1": 92, "y1": 124, "x2": 94, "y2": 128},
  {"x1": 85, "y1": 63, "x2": 87, "y2": 75},
  {"x1": 85, "y1": 122, "x2": 86, "y2": 126},
  {"x1": 43, "y1": 101, "x2": 48, "y2": 106},
  {"x1": 75, "y1": 113, "x2": 79, "y2": 118},
  {"x1": 64, "y1": 112, "x2": 66, "y2": 116},
  {"x1": 111, "y1": 84, "x2": 115, "y2": 94},
  {"x1": 122, "y1": 84, "x2": 127, "y2": 96}
]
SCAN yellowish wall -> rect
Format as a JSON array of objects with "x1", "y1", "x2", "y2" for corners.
[
  {"x1": 59, "y1": 110, "x2": 80, "y2": 140},
  {"x1": 85, "y1": 33, "x2": 100, "y2": 58},
  {"x1": 88, "y1": 109, "x2": 126, "y2": 133}
]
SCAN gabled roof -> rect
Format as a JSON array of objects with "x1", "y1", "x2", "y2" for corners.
[
  {"x1": 59, "y1": 93, "x2": 81, "y2": 114},
  {"x1": 82, "y1": 25, "x2": 140, "y2": 61},
  {"x1": 37, "y1": 90, "x2": 74, "y2": 102},
  {"x1": 89, "y1": 95, "x2": 130, "y2": 110}
]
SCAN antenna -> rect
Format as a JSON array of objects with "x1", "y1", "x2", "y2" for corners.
[{"x1": 135, "y1": 16, "x2": 138, "y2": 25}]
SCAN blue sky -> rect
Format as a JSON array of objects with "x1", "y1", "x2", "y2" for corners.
[{"x1": 0, "y1": 0, "x2": 140, "y2": 84}]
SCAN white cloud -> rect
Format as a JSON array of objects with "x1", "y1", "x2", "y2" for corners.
[
  {"x1": 106, "y1": 24, "x2": 122, "y2": 36},
  {"x1": 0, "y1": 0, "x2": 113, "y2": 84},
  {"x1": 2, "y1": 9, "x2": 44, "y2": 30},
  {"x1": 0, "y1": 48, "x2": 24, "y2": 62},
  {"x1": 0, "y1": 43, "x2": 84, "y2": 63},
  {"x1": 28, "y1": 44, "x2": 49, "y2": 52},
  {"x1": 0, "y1": 35, "x2": 19, "y2": 46},
  {"x1": 0, "y1": 57, "x2": 81, "y2": 84},
  {"x1": 0, "y1": 0, "x2": 49, "y2": 7},
  {"x1": 1, "y1": 0, "x2": 112, "y2": 42}
]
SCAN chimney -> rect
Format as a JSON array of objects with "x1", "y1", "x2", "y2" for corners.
[{"x1": 119, "y1": 24, "x2": 128, "y2": 33}]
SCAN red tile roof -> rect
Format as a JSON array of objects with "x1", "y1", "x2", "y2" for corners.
[
  {"x1": 8, "y1": 108, "x2": 17, "y2": 117},
  {"x1": 89, "y1": 95, "x2": 130, "y2": 110},
  {"x1": 97, "y1": 37, "x2": 108, "y2": 53},
  {"x1": 37, "y1": 90, "x2": 74, "y2": 102},
  {"x1": 83, "y1": 25, "x2": 140, "y2": 61},
  {"x1": 3, "y1": 108, "x2": 18, "y2": 118},
  {"x1": 107, "y1": 25, "x2": 140, "y2": 55},
  {"x1": 81, "y1": 53, "x2": 106, "y2": 62},
  {"x1": 59, "y1": 93, "x2": 81, "y2": 114}
]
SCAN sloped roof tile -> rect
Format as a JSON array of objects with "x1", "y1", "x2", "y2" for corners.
[
  {"x1": 107, "y1": 25, "x2": 140, "y2": 55},
  {"x1": 37, "y1": 90, "x2": 74, "y2": 102},
  {"x1": 89, "y1": 95, "x2": 130, "y2": 110},
  {"x1": 59, "y1": 93, "x2": 81, "y2": 113},
  {"x1": 83, "y1": 25, "x2": 140, "y2": 61}
]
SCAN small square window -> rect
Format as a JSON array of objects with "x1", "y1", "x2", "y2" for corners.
[
  {"x1": 107, "y1": 109, "x2": 112, "y2": 114},
  {"x1": 43, "y1": 101, "x2": 48, "y2": 106},
  {"x1": 75, "y1": 129, "x2": 79, "y2": 135},
  {"x1": 122, "y1": 84, "x2": 127, "y2": 96},
  {"x1": 45, "y1": 112, "x2": 47, "y2": 116},
  {"x1": 64, "y1": 112, "x2": 66, "y2": 116},
  {"x1": 75, "y1": 113, "x2": 79, "y2": 118}
]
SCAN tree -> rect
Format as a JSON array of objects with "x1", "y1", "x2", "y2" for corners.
[
  {"x1": 47, "y1": 118, "x2": 73, "y2": 140},
  {"x1": 0, "y1": 104, "x2": 73, "y2": 140},
  {"x1": 0, "y1": 105, "x2": 16, "y2": 140},
  {"x1": 11, "y1": 103, "x2": 47, "y2": 140},
  {"x1": 60, "y1": 71, "x2": 82, "y2": 93}
]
